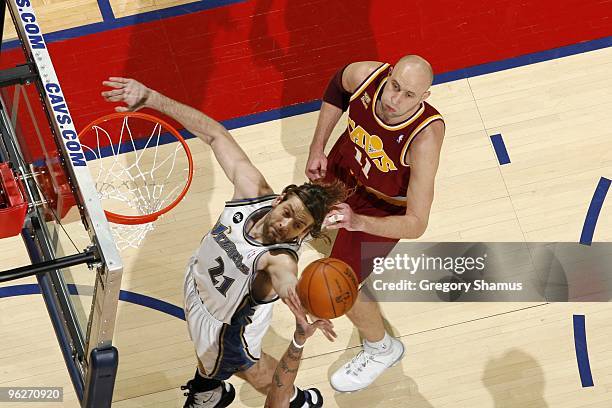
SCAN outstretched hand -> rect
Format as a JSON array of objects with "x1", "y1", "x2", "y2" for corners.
[
  {"x1": 101, "y1": 77, "x2": 151, "y2": 112},
  {"x1": 284, "y1": 288, "x2": 336, "y2": 342},
  {"x1": 323, "y1": 203, "x2": 364, "y2": 231}
]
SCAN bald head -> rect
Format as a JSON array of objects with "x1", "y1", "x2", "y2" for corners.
[
  {"x1": 378, "y1": 55, "x2": 434, "y2": 123},
  {"x1": 394, "y1": 55, "x2": 434, "y2": 92}
]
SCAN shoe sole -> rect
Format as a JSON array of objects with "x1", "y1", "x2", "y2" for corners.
[{"x1": 330, "y1": 340, "x2": 405, "y2": 394}]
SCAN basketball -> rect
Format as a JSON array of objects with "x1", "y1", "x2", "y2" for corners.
[{"x1": 297, "y1": 258, "x2": 359, "y2": 319}]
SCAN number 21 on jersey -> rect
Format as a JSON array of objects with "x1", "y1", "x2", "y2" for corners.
[{"x1": 208, "y1": 256, "x2": 235, "y2": 296}]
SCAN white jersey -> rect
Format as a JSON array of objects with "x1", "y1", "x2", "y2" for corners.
[{"x1": 189, "y1": 194, "x2": 300, "y2": 324}]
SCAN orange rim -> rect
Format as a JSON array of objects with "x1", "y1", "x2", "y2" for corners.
[{"x1": 77, "y1": 111, "x2": 194, "y2": 225}]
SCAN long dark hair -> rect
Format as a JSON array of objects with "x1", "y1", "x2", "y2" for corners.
[{"x1": 281, "y1": 180, "x2": 350, "y2": 239}]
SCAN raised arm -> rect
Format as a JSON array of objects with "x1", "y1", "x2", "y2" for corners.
[
  {"x1": 306, "y1": 61, "x2": 385, "y2": 180},
  {"x1": 101, "y1": 77, "x2": 272, "y2": 200},
  {"x1": 261, "y1": 250, "x2": 299, "y2": 300}
]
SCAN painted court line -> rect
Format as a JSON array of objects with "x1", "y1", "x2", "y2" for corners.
[
  {"x1": 573, "y1": 314, "x2": 594, "y2": 387},
  {"x1": 96, "y1": 0, "x2": 116, "y2": 23},
  {"x1": 0, "y1": 284, "x2": 185, "y2": 320},
  {"x1": 580, "y1": 177, "x2": 611, "y2": 245},
  {"x1": 490, "y1": 134, "x2": 511, "y2": 165}
]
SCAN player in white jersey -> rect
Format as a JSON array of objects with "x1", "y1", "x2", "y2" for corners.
[{"x1": 103, "y1": 78, "x2": 346, "y2": 408}]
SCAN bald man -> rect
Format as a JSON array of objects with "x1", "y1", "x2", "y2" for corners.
[{"x1": 305, "y1": 55, "x2": 445, "y2": 392}]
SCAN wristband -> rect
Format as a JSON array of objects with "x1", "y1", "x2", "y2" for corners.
[{"x1": 292, "y1": 336, "x2": 305, "y2": 349}]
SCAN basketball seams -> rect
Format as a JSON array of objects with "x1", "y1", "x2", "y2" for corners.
[
  {"x1": 326, "y1": 259, "x2": 358, "y2": 315},
  {"x1": 305, "y1": 262, "x2": 320, "y2": 317},
  {"x1": 297, "y1": 262, "x2": 312, "y2": 314},
  {"x1": 324, "y1": 259, "x2": 358, "y2": 291},
  {"x1": 337, "y1": 267, "x2": 356, "y2": 311},
  {"x1": 319, "y1": 266, "x2": 338, "y2": 318},
  {"x1": 298, "y1": 258, "x2": 357, "y2": 319}
]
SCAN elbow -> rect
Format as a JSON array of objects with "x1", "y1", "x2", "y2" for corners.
[
  {"x1": 413, "y1": 226, "x2": 426, "y2": 239},
  {"x1": 406, "y1": 227, "x2": 426, "y2": 240},
  {"x1": 402, "y1": 216, "x2": 427, "y2": 239},
  {"x1": 201, "y1": 123, "x2": 227, "y2": 145}
]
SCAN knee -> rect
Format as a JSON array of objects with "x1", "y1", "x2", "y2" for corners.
[
  {"x1": 346, "y1": 301, "x2": 369, "y2": 323},
  {"x1": 346, "y1": 303, "x2": 360, "y2": 319},
  {"x1": 346, "y1": 295, "x2": 380, "y2": 319},
  {"x1": 249, "y1": 376, "x2": 271, "y2": 391},
  {"x1": 240, "y1": 361, "x2": 274, "y2": 391}
]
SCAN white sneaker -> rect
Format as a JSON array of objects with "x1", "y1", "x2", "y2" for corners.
[{"x1": 330, "y1": 337, "x2": 405, "y2": 393}]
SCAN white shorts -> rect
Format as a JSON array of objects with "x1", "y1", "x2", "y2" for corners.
[{"x1": 183, "y1": 266, "x2": 273, "y2": 380}]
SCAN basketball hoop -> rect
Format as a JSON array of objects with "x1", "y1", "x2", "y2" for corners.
[{"x1": 78, "y1": 112, "x2": 194, "y2": 249}]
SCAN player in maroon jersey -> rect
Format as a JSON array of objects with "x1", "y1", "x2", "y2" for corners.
[{"x1": 306, "y1": 55, "x2": 445, "y2": 392}]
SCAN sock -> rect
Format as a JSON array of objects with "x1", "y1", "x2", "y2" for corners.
[
  {"x1": 289, "y1": 386, "x2": 306, "y2": 408},
  {"x1": 192, "y1": 368, "x2": 222, "y2": 391},
  {"x1": 364, "y1": 332, "x2": 392, "y2": 354}
]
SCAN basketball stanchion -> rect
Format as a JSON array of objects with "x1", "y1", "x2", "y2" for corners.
[
  {"x1": 78, "y1": 112, "x2": 194, "y2": 249},
  {"x1": 0, "y1": 162, "x2": 28, "y2": 238}
]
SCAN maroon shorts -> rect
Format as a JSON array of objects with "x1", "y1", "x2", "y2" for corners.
[
  {"x1": 328, "y1": 184, "x2": 405, "y2": 283},
  {"x1": 330, "y1": 228, "x2": 398, "y2": 283}
]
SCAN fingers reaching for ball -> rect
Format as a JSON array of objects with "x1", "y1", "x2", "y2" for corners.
[
  {"x1": 284, "y1": 286, "x2": 336, "y2": 341},
  {"x1": 312, "y1": 319, "x2": 337, "y2": 342}
]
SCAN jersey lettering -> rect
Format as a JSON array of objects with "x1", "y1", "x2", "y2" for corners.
[
  {"x1": 348, "y1": 118, "x2": 397, "y2": 173},
  {"x1": 354, "y1": 147, "x2": 372, "y2": 178},
  {"x1": 211, "y1": 222, "x2": 249, "y2": 275}
]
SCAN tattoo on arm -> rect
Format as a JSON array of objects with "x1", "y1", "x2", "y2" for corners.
[
  {"x1": 286, "y1": 343, "x2": 303, "y2": 361},
  {"x1": 273, "y1": 372, "x2": 283, "y2": 388},
  {"x1": 279, "y1": 358, "x2": 299, "y2": 374},
  {"x1": 266, "y1": 336, "x2": 305, "y2": 405}
]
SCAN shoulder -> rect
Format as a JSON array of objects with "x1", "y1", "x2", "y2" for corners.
[
  {"x1": 342, "y1": 61, "x2": 387, "y2": 93},
  {"x1": 419, "y1": 119, "x2": 445, "y2": 141},
  {"x1": 408, "y1": 120, "x2": 445, "y2": 166},
  {"x1": 260, "y1": 249, "x2": 298, "y2": 272}
]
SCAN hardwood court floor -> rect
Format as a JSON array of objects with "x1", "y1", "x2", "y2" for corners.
[{"x1": 1, "y1": 46, "x2": 611, "y2": 407}]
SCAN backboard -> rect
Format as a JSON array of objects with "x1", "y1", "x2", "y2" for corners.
[{"x1": 0, "y1": 1, "x2": 123, "y2": 406}]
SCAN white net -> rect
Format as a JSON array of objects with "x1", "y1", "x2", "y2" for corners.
[{"x1": 81, "y1": 115, "x2": 191, "y2": 249}]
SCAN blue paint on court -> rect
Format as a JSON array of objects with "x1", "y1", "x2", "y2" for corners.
[
  {"x1": 97, "y1": 0, "x2": 116, "y2": 23},
  {"x1": 118, "y1": 289, "x2": 185, "y2": 320},
  {"x1": 434, "y1": 36, "x2": 612, "y2": 84},
  {"x1": 580, "y1": 177, "x2": 611, "y2": 245},
  {"x1": 221, "y1": 100, "x2": 322, "y2": 130},
  {"x1": 0, "y1": 284, "x2": 185, "y2": 321},
  {"x1": 573, "y1": 314, "x2": 594, "y2": 387},
  {"x1": 490, "y1": 134, "x2": 511, "y2": 165},
  {"x1": 0, "y1": 283, "x2": 40, "y2": 297}
]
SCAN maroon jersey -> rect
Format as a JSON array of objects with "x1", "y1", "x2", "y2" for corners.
[{"x1": 326, "y1": 63, "x2": 443, "y2": 210}]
